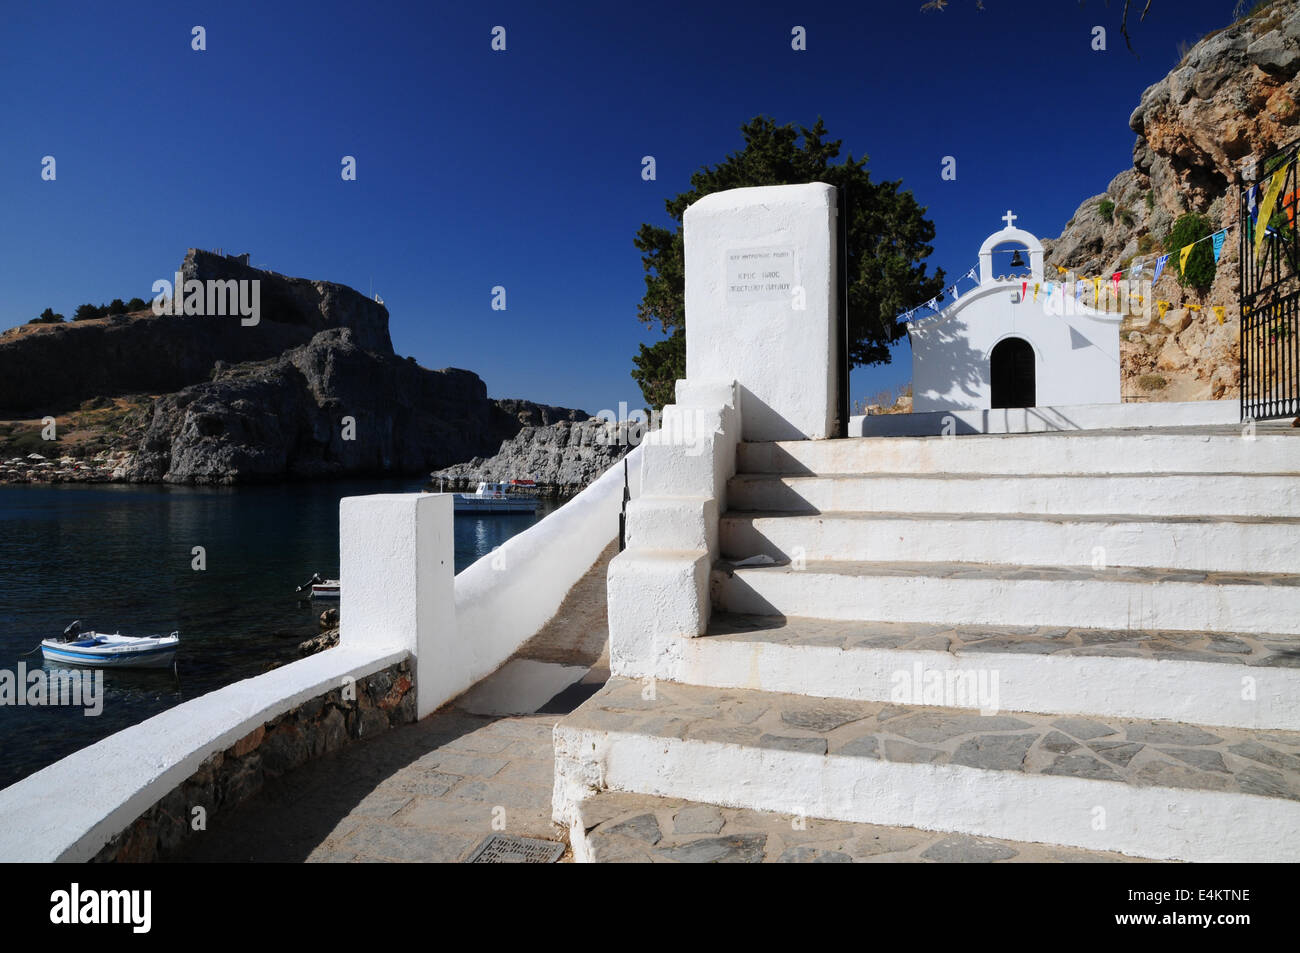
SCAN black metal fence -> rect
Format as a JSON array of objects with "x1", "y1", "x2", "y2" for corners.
[{"x1": 1240, "y1": 142, "x2": 1300, "y2": 421}]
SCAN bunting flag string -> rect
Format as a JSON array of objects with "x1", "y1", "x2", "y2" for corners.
[
  {"x1": 892, "y1": 212, "x2": 1240, "y2": 328},
  {"x1": 1255, "y1": 164, "x2": 1289, "y2": 259},
  {"x1": 1214, "y1": 305, "x2": 1226, "y2": 324},
  {"x1": 1152, "y1": 254, "x2": 1169, "y2": 284}
]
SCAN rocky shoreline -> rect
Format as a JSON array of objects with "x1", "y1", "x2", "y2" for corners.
[{"x1": 430, "y1": 417, "x2": 635, "y2": 498}]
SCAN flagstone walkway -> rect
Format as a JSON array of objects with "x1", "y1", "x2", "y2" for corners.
[{"x1": 178, "y1": 543, "x2": 617, "y2": 863}]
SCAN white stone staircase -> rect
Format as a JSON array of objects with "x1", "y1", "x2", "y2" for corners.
[{"x1": 554, "y1": 421, "x2": 1300, "y2": 862}]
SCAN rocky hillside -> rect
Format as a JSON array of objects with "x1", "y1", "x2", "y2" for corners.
[
  {"x1": 1, "y1": 250, "x2": 583, "y2": 484},
  {"x1": 1040, "y1": 0, "x2": 1300, "y2": 402},
  {"x1": 0, "y1": 249, "x2": 391, "y2": 416},
  {"x1": 431, "y1": 418, "x2": 634, "y2": 498}
]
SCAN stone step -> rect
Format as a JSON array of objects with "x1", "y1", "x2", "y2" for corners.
[
  {"x1": 646, "y1": 612, "x2": 1300, "y2": 730},
  {"x1": 720, "y1": 510, "x2": 1300, "y2": 574},
  {"x1": 726, "y1": 472, "x2": 1300, "y2": 519},
  {"x1": 568, "y1": 790, "x2": 1145, "y2": 863},
  {"x1": 736, "y1": 429, "x2": 1300, "y2": 478},
  {"x1": 552, "y1": 677, "x2": 1300, "y2": 862},
  {"x1": 709, "y1": 559, "x2": 1300, "y2": 637}
]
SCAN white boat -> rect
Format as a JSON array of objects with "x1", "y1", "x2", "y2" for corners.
[
  {"x1": 296, "y1": 573, "x2": 340, "y2": 599},
  {"x1": 41, "y1": 621, "x2": 179, "y2": 669},
  {"x1": 452, "y1": 481, "x2": 538, "y2": 514}
]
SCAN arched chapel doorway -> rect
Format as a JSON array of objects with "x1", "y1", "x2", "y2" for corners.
[{"x1": 990, "y1": 337, "x2": 1035, "y2": 408}]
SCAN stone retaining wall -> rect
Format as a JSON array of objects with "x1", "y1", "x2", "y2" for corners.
[{"x1": 91, "y1": 659, "x2": 414, "y2": 862}]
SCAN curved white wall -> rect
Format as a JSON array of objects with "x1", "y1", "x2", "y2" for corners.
[{"x1": 453, "y1": 444, "x2": 642, "y2": 690}]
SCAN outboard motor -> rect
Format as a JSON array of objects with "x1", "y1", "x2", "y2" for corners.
[
  {"x1": 295, "y1": 573, "x2": 323, "y2": 594},
  {"x1": 63, "y1": 620, "x2": 81, "y2": 642}
]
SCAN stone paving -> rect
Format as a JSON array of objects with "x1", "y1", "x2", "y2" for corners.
[
  {"x1": 720, "y1": 558, "x2": 1300, "y2": 588},
  {"x1": 576, "y1": 791, "x2": 1147, "y2": 863},
  {"x1": 179, "y1": 542, "x2": 621, "y2": 863},
  {"x1": 177, "y1": 705, "x2": 562, "y2": 862},
  {"x1": 706, "y1": 612, "x2": 1300, "y2": 668},
  {"x1": 567, "y1": 677, "x2": 1300, "y2": 801}
]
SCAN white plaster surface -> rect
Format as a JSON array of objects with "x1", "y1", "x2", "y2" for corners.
[
  {"x1": 453, "y1": 443, "x2": 642, "y2": 699},
  {"x1": 341, "y1": 492, "x2": 454, "y2": 719},
  {"x1": 0, "y1": 645, "x2": 407, "y2": 862},
  {"x1": 737, "y1": 429, "x2": 1299, "y2": 476},
  {"x1": 908, "y1": 222, "x2": 1122, "y2": 412},
  {"x1": 684, "y1": 184, "x2": 838, "y2": 441},
  {"x1": 663, "y1": 638, "x2": 1300, "y2": 731},
  {"x1": 554, "y1": 726, "x2": 1300, "y2": 862},
  {"x1": 721, "y1": 510, "x2": 1300, "y2": 574},
  {"x1": 712, "y1": 566, "x2": 1300, "y2": 636},
  {"x1": 849, "y1": 398, "x2": 1241, "y2": 436},
  {"x1": 727, "y1": 472, "x2": 1300, "y2": 518}
]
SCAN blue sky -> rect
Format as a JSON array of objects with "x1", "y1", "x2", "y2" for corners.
[{"x1": 1, "y1": 0, "x2": 1242, "y2": 413}]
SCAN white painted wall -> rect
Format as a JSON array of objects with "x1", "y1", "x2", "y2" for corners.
[
  {"x1": 684, "y1": 183, "x2": 838, "y2": 441},
  {"x1": 908, "y1": 222, "x2": 1122, "y2": 412},
  {"x1": 341, "y1": 493, "x2": 455, "y2": 719},
  {"x1": 909, "y1": 283, "x2": 1122, "y2": 411},
  {"x1": 849, "y1": 398, "x2": 1240, "y2": 436},
  {"x1": 608, "y1": 381, "x2": 740, "y2": 679},
  {"x1": 453, "y1": 444, "x2": 642, "y2": 692},
  {"x1": 0, "y1": 645, "x2": 408, "y2": 862}
]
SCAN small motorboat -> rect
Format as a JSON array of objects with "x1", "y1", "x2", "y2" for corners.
[
  {"x1": 296, "y1": 572, "x2": 340, "y2": 599},
  {"x1": 41, "y1": 621, "x2": 179, "y2": 669},
  {"x1": 451, "y1": 481, "x2": 538, "y2": 514}
]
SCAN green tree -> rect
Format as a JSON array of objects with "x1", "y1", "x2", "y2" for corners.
[
  {"x1": 1165, "y1": 212, "x2": 1216, "y2": 291},
  {"x1": 28, "y1": 307, "x2": 65, "y2": 325},
  {"x1": 126, "y1": 297, "x2": 147, "y2": 312},
  {"x1": 108, "y1": 298, "x2": 127, "y2": 314},
  {"x1": 631, "y1": 328, "x2": 684, "y2": 412},
  {"x1": 631, "y1": 116, "x2": 945, "y2": 408},
  {"x1": 73, "y1": 303, "x2": 100, "y2": 321}
]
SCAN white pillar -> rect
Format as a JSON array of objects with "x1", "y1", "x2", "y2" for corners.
[
  {"x1": 684, "y1": 183, "x2": 839, "y2": 441},
  {"x1": 340, "y1": 493, "x2": 456, "y2": 719}
]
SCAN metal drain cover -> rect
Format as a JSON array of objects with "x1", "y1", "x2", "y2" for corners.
[{"x1": 465, "y1": 834, "x2": 565, "y2": 864}]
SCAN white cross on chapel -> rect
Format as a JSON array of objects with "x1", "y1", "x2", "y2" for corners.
[{"x1": 1002, "y1": 209, "x2": 1017, "y2": 228}]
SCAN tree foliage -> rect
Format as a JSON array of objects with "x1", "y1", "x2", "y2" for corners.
[
  {"x1": 28, "y1": 307, "x2": 65, "y2": 325},
  {"x1": 1166, "y1": 212, "x2": 1216, "y2": 291},
  {"x1": 631, "y1": 116, "x2": 945, "y2": 408}
]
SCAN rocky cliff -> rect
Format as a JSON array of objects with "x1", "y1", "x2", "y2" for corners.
[
  {"x1": 122, "y1": 329, "x2": 586, "y2": 484},
  {"x1": 2, "y1": 250, "x2": 585, "y2": 484},
  {"x1": 1040, "y1": 0, "x2": 1300, "y2": 402},
  {"x1": 430, "y1": 418, "x2": 634, "y2": 498},
  {"x1": 0, "y1": 249, "x2": 391, "y2": 416}
]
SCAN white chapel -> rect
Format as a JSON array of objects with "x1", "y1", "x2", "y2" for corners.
[{"x1": 907, "y1": 211, "x2": 1122, "y2": 412}]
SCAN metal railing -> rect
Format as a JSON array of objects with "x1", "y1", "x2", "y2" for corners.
[{"x1": 1240, "y1": 141, "x2": 1300, "y2": 421}]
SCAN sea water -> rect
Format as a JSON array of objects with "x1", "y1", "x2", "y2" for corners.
[{"x1": 0, "y1": 479, "x2": 555, "y2": 789}]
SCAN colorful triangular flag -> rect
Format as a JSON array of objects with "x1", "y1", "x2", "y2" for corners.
[
  {"x1": 1255, "y1": 163, "x2": 1290, "y2": 259},
  {"x1": 1179, "y1": 242, "x2": 1195, "y2": 276},
  {"x1": 1212, "y1": 229, "x2": 1226, "y2": 263},
  {"x1": 1152, "y1": 254, "x2": 1169, "y2": 284}
]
